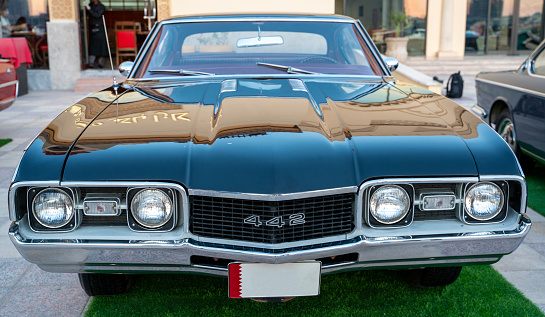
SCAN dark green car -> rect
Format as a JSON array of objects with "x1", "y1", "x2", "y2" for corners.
[{"x1": 8, "y1": 14, "x2": 530, "y2": 300}]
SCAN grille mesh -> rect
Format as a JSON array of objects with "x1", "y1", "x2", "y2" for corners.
[{"x1": 190, "y1": 194, "x2": 354, "y2": 244}]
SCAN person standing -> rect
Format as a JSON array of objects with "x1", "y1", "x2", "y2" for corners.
[{"x1": 85, "y1": 0, "x2": 108, "y2": 68}]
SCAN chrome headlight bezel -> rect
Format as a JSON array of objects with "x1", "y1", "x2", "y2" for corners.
[
  {"x1": 463, "y1": 181, "x2": 508, "y2": 223},
  {"x1": 28, "y1": 187, "x2": 78, "y2": 231},
  {"x1": 127, "y1": 187, "x2": 177, "y2": 232},
  {"x1": 366, "y1": 184, "x2": 414, "y2": 228}
]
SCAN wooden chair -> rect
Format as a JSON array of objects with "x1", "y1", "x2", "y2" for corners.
[{"x1": 115, "y1": 21, "x2": 138, "y2": 66}]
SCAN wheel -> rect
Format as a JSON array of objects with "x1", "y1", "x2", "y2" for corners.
[
  {"x1": 300, "y1": 56, "x2": 338, "y2": 64},
  {"x1": 495, "y1": 109, "x2": 535, "y2": 172},
  {"x1": 78, "y1": 273, "x2": 131, "y2": 296},
  {"x1": 401, "y1": 266, "x2": 462, "y2": 288}
]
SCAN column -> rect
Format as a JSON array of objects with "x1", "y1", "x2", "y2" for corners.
[{"x1": 47, "y1": 0, "x2": 80, "y2": 90}]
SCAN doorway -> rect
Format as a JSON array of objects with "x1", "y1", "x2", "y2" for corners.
[{"x1": 78, "y1": 0, "x2": 156, "y2": 69}]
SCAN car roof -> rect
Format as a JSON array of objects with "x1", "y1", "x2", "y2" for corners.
[{"x1": 162, "y1": 13, "x2": 357, "y2": 24}]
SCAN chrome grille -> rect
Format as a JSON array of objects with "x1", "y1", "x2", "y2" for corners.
[{"x1": 190, "y1": 194, "x2": 355, "y2": 244}]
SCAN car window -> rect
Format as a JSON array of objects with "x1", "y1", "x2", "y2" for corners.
[
  {"x1": 134, "y1": 21, "x2": 382, "y2": 78},
  {"x1": 533, "y1": 48, "x2": 545, "y2": 76}
]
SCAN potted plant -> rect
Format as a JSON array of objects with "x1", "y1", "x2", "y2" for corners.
[{"x1": 385, "y1": 11, "x2": 409, "y2": 62}]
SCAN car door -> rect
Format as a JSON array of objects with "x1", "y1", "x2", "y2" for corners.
[{"x1": 512, "y1": 46, "x2": 545, "y2": 161}]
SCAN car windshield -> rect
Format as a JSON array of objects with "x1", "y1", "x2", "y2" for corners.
[{"x1": 134, "y1": 20, "x2": 384, "y2": 78}]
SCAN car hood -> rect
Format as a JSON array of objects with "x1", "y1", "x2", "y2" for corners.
[{"x1": 40, "y1": 78, "x2": 518, "y2": 193}]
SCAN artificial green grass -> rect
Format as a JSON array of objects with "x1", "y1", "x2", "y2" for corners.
[
  {"x1": 85, "y1": 265, "x2": 543, "y2": 317},
  {"x1": 526, "y1": 162, "x2": 545, "y2": 217},
  {"x1": 0, "y1": 138, "x2": 12, "y2": 148}
]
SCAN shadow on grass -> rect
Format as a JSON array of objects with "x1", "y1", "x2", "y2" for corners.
[
  {"x1": 85, "y1": 265, "x2": 543, "y2": 317},
  {"x1": 526, "y1": 162, "x2": 545, "y2": 217}
]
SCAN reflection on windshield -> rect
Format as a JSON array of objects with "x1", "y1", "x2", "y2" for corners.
[{"x1": 134, "y1": 21, "x2": 382, "y2": 78}]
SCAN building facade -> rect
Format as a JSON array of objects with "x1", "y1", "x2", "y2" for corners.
[{"x1": 2, "y1": 0, "x2": 544, "y2": 89}]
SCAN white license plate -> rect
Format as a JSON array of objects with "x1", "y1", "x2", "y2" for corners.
[{"x1": 228, "y1": 262, "x2": 321, "y2": 298}]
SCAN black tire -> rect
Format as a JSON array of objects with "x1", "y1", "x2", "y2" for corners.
[
  {"x1": 495, "y1": 109, "x2": 535, "y2": 172},
  {"x1": 78, "y1": 273, "x2": 131, "y2": 296},
  {"x1": 401, "y1": 266, "x2": 462, "y2": 288}
]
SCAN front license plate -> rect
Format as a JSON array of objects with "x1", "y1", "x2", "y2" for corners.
[{"x1": 228, "y1": 262, "x2": 321, "y2": 298}]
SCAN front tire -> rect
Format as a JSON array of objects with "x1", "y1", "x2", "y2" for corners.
[
  {"x1": 496, "y1": 109, "x2": 535, "y2": 172},
  {"x1": 402, "y1": 266, "x2": 462, "y2": 287},
  {"x1": 78, "y1": 273, "x2": 131, "y2": 296}
]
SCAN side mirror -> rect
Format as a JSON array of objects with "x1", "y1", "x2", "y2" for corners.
[
  {"x1": 119, "y1": 61, "x2": 134, "y2": 75},
  {"x1": 383, "y1": 57, "x2": 399, "y2": 72}
]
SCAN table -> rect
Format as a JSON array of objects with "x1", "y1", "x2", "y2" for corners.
[
  {"x1": 0, "y1": 38, "x2": 33, "y2": 68},
  {"x1": 0, "y1": 38, "x2": 33, "y2": 95}
]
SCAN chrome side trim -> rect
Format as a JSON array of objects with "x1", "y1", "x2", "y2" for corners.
[
  {"x1": 188, "y1": 187, "x2": 358, "y2": 201},
  {"x1": 521, "y1": 148, "x2": 545, "y2": 165},
  {"x1": 0, "y1": 80, "x2": 18, "y2": 89},
  {"x1": 9, "y1": 181, "x2": 60, "y2": 221},
  {"x1": 475, "y1": 77, "x2": 545, "y2": 99}
]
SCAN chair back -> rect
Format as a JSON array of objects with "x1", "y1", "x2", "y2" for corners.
[{"x1": 114, "y1": 21, "x2": 138, "y2": 66}]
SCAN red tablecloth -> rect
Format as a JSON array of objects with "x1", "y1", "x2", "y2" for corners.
[{"x1": 0, "y1": 38, "x2": 33, "y2": 68}]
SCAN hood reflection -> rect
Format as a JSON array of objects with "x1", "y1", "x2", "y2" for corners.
[{"x1": 39, "y1": 79, "x2": 480, "y2": 155}]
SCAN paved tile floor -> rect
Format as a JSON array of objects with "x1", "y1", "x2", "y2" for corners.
[
  {"x1": 0, "y1": 91, "x2": 90, "y2": 317},
  {"x1": 1, "y1": 83, "x2": 545, "y2": 315}
]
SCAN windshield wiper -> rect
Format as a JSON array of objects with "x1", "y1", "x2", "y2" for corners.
[
  {"x1": 256, "y1": 62, "x2": 318, "y2": 75},
  {"x1": 148, "y1": 69, "x2": 215, "y2": 76}
]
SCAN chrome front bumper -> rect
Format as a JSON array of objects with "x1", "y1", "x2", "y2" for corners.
[{"x1": 8, "y1": 215, "x2": 531, "y2": 275}]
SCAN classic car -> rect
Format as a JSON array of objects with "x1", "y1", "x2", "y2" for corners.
[
  {"x1": 0, "y1": 57, "x2": 17, "y2": 111},
  {"x1": 9, "y1": 14, "x2": 531, "y2": 300},
  {"x1": 474, "y1": 40, "x2": 545, "y2": 171}
]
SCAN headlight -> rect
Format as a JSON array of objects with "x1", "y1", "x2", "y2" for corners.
[
  {"x1": 369, "y1": 185, "x2": 411, "y2": 224},
  {"x1": 464, "y1": 182, "x2": 504, "y2": 221},
  {"x1": 130, "y1": 189, "x2": 173, "y2": 228},
  {"x1": 32, "y1": 188, "x2": 74, "y2": 228}
]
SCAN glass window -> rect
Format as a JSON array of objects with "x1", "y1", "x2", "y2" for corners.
[
  {"x1": 5, "y1": 0, "x2": 49, "y2": 68},
  {"x1": 533, "y1": 48, "x2": 545, "y2": 76},
  {"x1": 345, "y1": 0, "x2": 427, "y2": 56},
  {"x1": 517, "y1": 0, "x2": 543, "y2": 51},
  {"x1": 135, "y1": 21, "x2": 381, "y2": 78}
]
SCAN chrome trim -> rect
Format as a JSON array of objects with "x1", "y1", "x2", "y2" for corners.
[
  {"x1": 358, "y1": 177, "x2": 479, "y2": 230},
  {"x1": 0, "y1": 80, "x2": 18, "y2": 89},
  {"x1": 30, "y1": 187, "x2": 76, "y2": 230},
  {"x1": 83, "y1": 198, "x2": 121, "y2": 216},
  {"x1": 479, "y1": 175, "x2": 526, "y2": 214},
  {"x1": 521, "y1": 148, "x2": 545, "y2": 164},
  {"x1": 188, "y1": 187, "x2": 358, "y2": 201},
  {"x1": 288, "y1": 79, "x2": 306, "y2": 92},
  {"x1": 475, "y1": 77, "x2": 545, "y2": 99},
  {"x1": 129, "y1": 16, "x2": 388, "y2": 80},
  {"x1": 127, "y1": 187, "x2": 177, "y2": 232},
  {"x1": 9, "y1": 217, "x2": 531, "y2": 274},
  {"x1": 0, "y1": 97, "x2": 16, "y2": 106},
  {"x1": 471, "y1": 104, "x2": 488, "y2": 118},
  {"x1": 9, "y1": 181, "x2": 60, "y2": 221},
  {"x1": 356, "y1": 20, "x2": 390, "y2": 77},
  {"x1": 161, "y1": 16, "x2": 357, "y2": 24},
  {"x1": 220, "y1": 79, "x2": 237, "y2": 93},
  {"x1": 420, "y1": 194, "x2": 456, "y2": 211},
  {"x1": 463, "y1": 182, "x2": 505, "y2": 222},
  {"x1": 367, "y1": 184, "x2": 414, "y2": 227}
]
